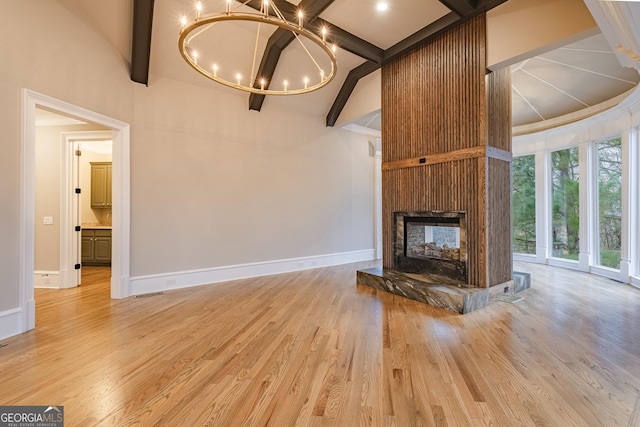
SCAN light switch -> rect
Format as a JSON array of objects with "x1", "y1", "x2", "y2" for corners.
[{"x1": 43, "y1": 216, "x2": 54, "y2": 225}]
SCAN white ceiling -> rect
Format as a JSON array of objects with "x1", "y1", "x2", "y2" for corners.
[
  {"x1": 52, "y1": 0, "x2": 640, "y2": 133},
  {"x1": 320, "y1": 0, "x2": 450, "y2": 50},
  {"x1": 512, "y1": 33, "x2": 639, "y2": 127}
]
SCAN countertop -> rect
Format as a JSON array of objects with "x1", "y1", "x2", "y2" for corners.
[{"x1": 82, "y1": 224, "x2": 112, "y2": 230}]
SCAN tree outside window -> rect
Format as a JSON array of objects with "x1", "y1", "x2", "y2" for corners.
[
  {"x1": 551, "y1": 148, "x2": 580, "y2": 260},
  {"x1": 512, "y1": 155, "x2": 536, "y2": 254},
  {"x1": 596, "y1": 137, "x2": 622, "y2": 269}
]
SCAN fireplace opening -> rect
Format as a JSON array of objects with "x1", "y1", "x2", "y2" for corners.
[
  {"x1": 404, "y1": 217, "x2": 461, "y2": 261},
  {"x1": 394, "y1": 211, "x2": 467, "y2": 283}
]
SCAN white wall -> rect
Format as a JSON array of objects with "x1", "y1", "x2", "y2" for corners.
[
  {"x1": 130, "y1": 76, "x2": 374, "y2": 275},
  {"x1": 0, "y1": 1, "x2": 375, "y2": 322}
]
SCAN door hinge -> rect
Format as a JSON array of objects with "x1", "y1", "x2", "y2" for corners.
[
  {"x1": 75, "y1": 188, "x2": 81, "y2": 194},
  {"x1": 75, "y1": 149, "x2": 82, "y2": 156},
  {"x1": 75, "y1": 264, "x2": 81, "y2": 270},
  {"x1": 75, "y1": 225, "x2": 81, "y2": 232}
]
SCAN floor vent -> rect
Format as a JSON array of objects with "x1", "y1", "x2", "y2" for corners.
[{"x1": 134, "y1": 292, "x2": 166, "y2": 299}]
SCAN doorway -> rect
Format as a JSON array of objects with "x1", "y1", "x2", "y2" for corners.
[{"x1": 20, "y1": 89, "x2": 131, "y2": 333}]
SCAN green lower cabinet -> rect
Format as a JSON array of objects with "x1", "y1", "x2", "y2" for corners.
[{"x1": 82, "y1": 229, "x2": 112, "y2": 266}]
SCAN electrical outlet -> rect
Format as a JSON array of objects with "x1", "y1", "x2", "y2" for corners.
[{"x1": 43, "y1": 216, "x2": 54, "y2": 225}]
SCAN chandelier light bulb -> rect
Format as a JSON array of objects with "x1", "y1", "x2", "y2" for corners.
[
  {"x1": 321, "y1": 26, "x2": 327, "y2": 42},
  {"x1": 196, "y1": 1, "x2": 202, "y2": 18},
  {"x1": 320, "y1": 70, "x2": 325, "y2": 81},
  {"x1": 226, "y1": 0, "x2": 232, "y2": 13},
  {"x1": 298, "y1": 10, "x2": 303, "y2": 27},
  {"x1": 180, "y1": 16, "x2": 187, "y2": 27},
  {"x1": 260, "y1": 78, "x2": 266, "y2": 90},
  {"x1": 212, "y1": 63, "x2": 218, "y2": 77},
  {"x1": 283, "y1": 80, "x2": 288, "y2": 92},
  {"x1": 332, "y1": 44, "x2": 337, "y2": 53},
  {"x1": 376, "y1": 2, "x2": 388, "y2": 12},
  {"x1": 304, "y1": 76, "x2": 309, "y2": 89},
  {"x1": 236, "y1": 73, "x2": 242, "y2": 85}
]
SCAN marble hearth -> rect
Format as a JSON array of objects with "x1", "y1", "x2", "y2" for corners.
[{"x1": 357, "y1": 268, "x2": 531, "y2": 314}]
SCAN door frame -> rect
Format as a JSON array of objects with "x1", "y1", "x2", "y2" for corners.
[
  {"x1": 20, "y1": 89, "x2": 131, "y2": 332},
  {"x1": 60, "y1": 133, "x2": 113, "y2": 288}
]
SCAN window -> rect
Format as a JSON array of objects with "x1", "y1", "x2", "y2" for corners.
[
  {"x1": 596, "y1": 137, "x2": 622, "y2": 269},
  {"x1": 551, "y1": 148, "x2": 580, "y2": 260},
  {"x1": 512, "y1": 155, "x2": 536, "y2": 254}
]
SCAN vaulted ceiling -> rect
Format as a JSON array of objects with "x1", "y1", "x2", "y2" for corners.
[
  {"x1": 131, "y1": 0, "x2": 508, "y2": 126},
  {"x1": 55, "y1": 0, "x2": 640, "y2": 134}
]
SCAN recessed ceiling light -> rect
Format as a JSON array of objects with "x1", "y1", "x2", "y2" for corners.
[{"x1": 377, "y1": 2, "x2": 388, "y2": 12}]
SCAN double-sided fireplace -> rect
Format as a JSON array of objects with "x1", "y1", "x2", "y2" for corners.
[{"x1": 394, "y1": 211, "x2": 467, "y2": 284}]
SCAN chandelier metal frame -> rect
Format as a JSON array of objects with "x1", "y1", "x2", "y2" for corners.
[{"x1": 178, "y1": 1, "x2": 338, "y2": 96}]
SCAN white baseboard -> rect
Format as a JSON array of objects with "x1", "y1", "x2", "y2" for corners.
[
  {"x1": 130, "y1": 249, "x2": 375, "y2": 295},
  {"x1": 631, "y1": 275, "x2": 640, "y2": 290},
  {"x1": 34, "y1": 270, "x2": 62, "y2": 288},
  {"x1": 0, "y1": 308, "x2": 24, "y2": 341}
]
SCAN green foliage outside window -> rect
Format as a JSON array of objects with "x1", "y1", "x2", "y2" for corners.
[
  {"x1": 512, "y1": 155, "x2": 536, "y2": 254},
  {"x1": 597, "y1": 138, "x2": 622, "y2": 269},
  {"x1": 551, "y1": 148, "x2": 580, "y2": 259}
]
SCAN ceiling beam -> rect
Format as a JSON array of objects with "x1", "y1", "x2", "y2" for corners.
[
  {"x1": 249, "y1": 0, "x2": 335, "y2": 111},
  {"x1": 326, "y1": 0, "x2": 510, "y2": 126},
  {"x1": 383, "y1": 12, "x2": 460, "y2": 64},
  {"x1": 310, "y1": 19, "x2": 384, "y2": 64},
  {"x1": 438, "y1": 0, "x2": 475, "y2": 17},
  {"x1": 130, "y1": 0, "x2": 155, "y2": 85},
  {"x1": 326, "y1": 61, "x2": 379, "y2": 127}
]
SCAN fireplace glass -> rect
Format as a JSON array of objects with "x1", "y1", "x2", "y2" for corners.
[
  {"x1": 405, "y1": 220, "x2": 461, "y2": 261},
  {"x1": 394, "y1": 212, "x2": 467, "y2": 283}
]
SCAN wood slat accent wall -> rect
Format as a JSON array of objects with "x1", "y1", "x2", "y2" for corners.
[
  {"x1": 381, "y1": 14, "x2": 512, "y2": 288},
  {"x1": 486, "y1": 66, "x2": 513, "y2": 286},
  {"x1": 487, "y1": 67, "x2": 512, "y2": 152},
  {"x1": 382, "y1": 16, "x2": 486, "y2": 163}
]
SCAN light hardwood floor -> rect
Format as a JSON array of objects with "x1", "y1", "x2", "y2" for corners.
[{"x1": 1, "y1": 262, "x2": 640, "y2": 426}]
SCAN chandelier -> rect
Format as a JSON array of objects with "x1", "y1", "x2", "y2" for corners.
[{"x1": 178, "y1": 0, "x2": 338, "y2": 95}]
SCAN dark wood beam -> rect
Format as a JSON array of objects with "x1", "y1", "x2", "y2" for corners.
[
  {"x1": 131, "y1": 0, "x2": 155, "y2": 85},
  {"x1": 326, "y1": 0, "x2": 510, "y2": 126},
  {"x1": 383, "y1": 12, "x2": 460, "y2": 64},
  {"x1": 326, "y1": 61, "x2": 379, "y2": 127},
  {"x1": 243, "y1": 0, "x2": 384, "y2": 64},
  {"x1": 474, "y1": 0, "x2": 509, "y2": 13},
  {"x1": 248, "y1": 0, "x2": 335, "y2": 111},
  {"x1": 438, "y1": 0, "x2": 475, "y2": 17},
  {"x1": 311, "y1": 20, "x2": 384, "y2": 64}
]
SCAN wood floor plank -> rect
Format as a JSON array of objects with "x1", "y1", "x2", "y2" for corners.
[{"x1": 1, "y1": 263, "x2": 640, "y2": 426}]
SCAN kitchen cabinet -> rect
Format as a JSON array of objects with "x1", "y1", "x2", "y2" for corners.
[
  {"x1": 82, "y1": 228, "x2": 112, "y2": 266},
  {"x1": 91, "y1": 162, "x2": 112, "y2": 208}
]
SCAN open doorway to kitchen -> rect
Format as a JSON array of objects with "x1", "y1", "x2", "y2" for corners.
[{"x1": 20, "y1": 89, "x2": 130, "y2": 333}]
